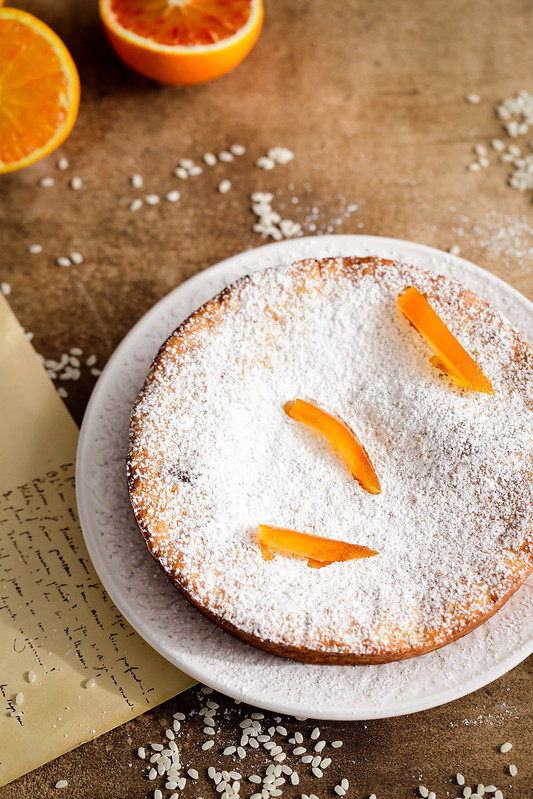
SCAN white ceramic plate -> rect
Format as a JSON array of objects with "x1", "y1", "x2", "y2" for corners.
[{"x1": 76, "y1": 235, "x2": 533, "y2": 720}]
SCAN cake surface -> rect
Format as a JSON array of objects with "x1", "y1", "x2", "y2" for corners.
[{"x1": 127, "y1": 256, "x2": 533, "y2": 664}]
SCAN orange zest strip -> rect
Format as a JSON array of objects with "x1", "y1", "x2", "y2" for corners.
[
  {"x1": 258, "y1": 524, "x2": 378, "y2": 566},
  {"x1": 284, "y1": 398, "x2": 381, "y2": 494},
  {"x1": 396, "y1": 286, "x2": 494, "y2": 394}
]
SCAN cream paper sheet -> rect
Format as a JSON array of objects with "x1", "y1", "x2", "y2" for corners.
[{"x1": 0, "y1": 294, "x2": 195, "y2": 786}]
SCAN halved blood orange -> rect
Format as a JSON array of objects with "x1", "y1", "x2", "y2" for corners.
[
  {"x1": 99, "y1": 0, "x2": 264, "y2": 85},
  {"x1": 0, "y1": 8, "x2": 80, "y2": 174}
]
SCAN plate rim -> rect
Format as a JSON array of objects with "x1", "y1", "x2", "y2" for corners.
[{"x1": 76, "y1": 234, "x2": 533, "y2": 720}]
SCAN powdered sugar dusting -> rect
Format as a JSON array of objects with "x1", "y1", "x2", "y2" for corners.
[{"x1": 129, "y1": 257, "x2": 533, "y2": 660}]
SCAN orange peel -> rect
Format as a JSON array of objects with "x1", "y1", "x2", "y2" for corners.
[
  {"x1": 397, "y1": 286, "x2": 494, "y2": 394},
  {"x1": 258, "y1": 524, "x2": 378, "y2": 567},
  {"x1": 284, "y1": 398, "x2": 381, "y2": 494}
]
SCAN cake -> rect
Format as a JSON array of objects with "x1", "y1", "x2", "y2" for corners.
[{"x1": 127, "y1": 256, "x2": 533, "y2": 664}]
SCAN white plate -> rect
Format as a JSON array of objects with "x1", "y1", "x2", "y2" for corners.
[{"x1": 76, "y1": 235, "x2": 533, "y2": 720}]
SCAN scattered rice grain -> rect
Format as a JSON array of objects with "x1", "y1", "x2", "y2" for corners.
[{"x1": 256, "y1": 156, "x2": 276, "y2": 170}]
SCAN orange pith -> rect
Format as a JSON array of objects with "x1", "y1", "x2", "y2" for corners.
[
  {"x1": 258, "y1": 524, "x2": 378, "y2": 567},
  {"x1": 397, "y1": 286, "x2": 494, "y2": 394},
  {"x1": 99, "y1": 0, "x2": 263, "y2": 85},
  {"x1": 0, "y1": 8, "x2": 79, "y2": 174},
  {"x1": 284, "y1": 398, "x2": 381, "y2": 494}
]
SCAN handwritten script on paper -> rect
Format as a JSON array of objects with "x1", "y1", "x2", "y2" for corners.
[{"x1": 0, "y1": 295, "x2": 194, "y2": 786}]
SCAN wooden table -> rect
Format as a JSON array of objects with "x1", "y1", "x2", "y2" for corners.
[{"x1": 1, "y1": 1, "x2": 531, "y2": 796}]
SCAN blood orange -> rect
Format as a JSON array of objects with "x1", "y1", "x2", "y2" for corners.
[{"x1": 99, "y1": 0, "x2": 264, "y2": 85}]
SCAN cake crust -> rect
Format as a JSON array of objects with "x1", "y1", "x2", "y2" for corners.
[{"x1": 127, "y1": 257, "x2": 533, "y2": 664}]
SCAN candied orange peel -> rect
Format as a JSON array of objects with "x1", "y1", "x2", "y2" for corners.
[
  {"x1": 258, "y1": 524, "x2": 378, "y2": 567},
  {"x1": 284, "y1": 398, "x2": 381, "y2": 494},
  {"x1": 397, "y1": 286, "x2": 494, "y2": 394}
]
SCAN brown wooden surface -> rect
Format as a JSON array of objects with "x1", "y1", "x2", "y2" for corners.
[{"x1": 1, "y1": 0, "x2": 532, "y2": 796}]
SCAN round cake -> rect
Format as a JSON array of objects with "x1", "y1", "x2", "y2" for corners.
[{"x1": 127, "y1": 256, "x2": 533, "y2": 664}]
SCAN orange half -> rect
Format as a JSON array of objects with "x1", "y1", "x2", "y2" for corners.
[
  {"x1": 99, "y1": 0, "x2": 264, "y2": 85},
  {"x1": 0, "y1": 8, "x2": 80, "y2": 174}
]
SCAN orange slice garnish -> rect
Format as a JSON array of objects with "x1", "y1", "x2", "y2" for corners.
[
  {"x1": 99, "y1": 0, "x2": 264, "y2": 85},
  {"x1": 397, "y1": 286, "x2": 494, "y2": 394},
  {"x1": 284, "y1": 398, "x2": 381, "y2": 494},
  {"x1": 258, "y1": 524, "x2": 378, "y2": 567},
  {"x1": 0, "y1": 8, "x2": 80, "y2": 174}
]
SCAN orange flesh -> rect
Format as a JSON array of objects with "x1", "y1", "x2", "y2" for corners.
[
  {"x1": 258, "y1": 525, "x2": 378, "y2": 565},
  {"x1": 284, "y1": 398, "x2": 381, "y2": 494},
  {"x1": 397, "y1": 286, "x2": 494, "y2": 394},
  {"x1": 109, "y1": 0, "x2": 254, "y2": 46},
  {"x1": 0, "y1": 12, "x2": 79, "y2": 171}
]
